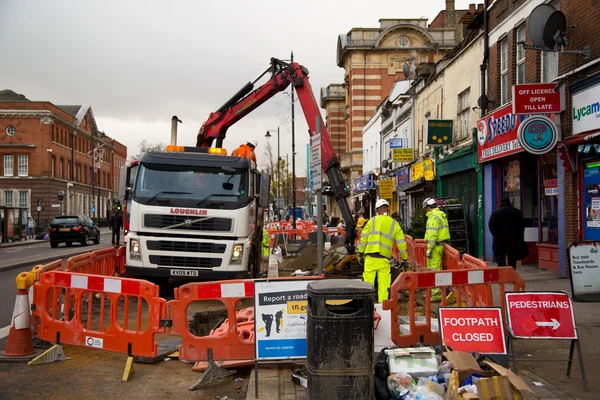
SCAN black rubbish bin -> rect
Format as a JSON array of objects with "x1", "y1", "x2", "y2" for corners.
[{"x1": 306, "y1": 279, "x2": 375, "y2": 400}]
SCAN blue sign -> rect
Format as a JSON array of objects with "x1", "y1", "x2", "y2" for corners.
[
  {"x1": 396, "y1": 167, "x2": 410, "y2": 186},
  {"x1": 389, "y1": 138, "x2": 403, "y2": 149},
  {"x1": 91, "y1": 206, "x2": 96, "y2": 213},
  {"x1": 517, "y1": 115, "x2": 558, "y2": 155},
  {"x1": 353, "y1": 174, "x2": 373, "y2": 193}
]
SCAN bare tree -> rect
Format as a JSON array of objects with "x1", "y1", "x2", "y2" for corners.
[{"x1": 128, "y1": 140, "x2": 166, "y2": 161}]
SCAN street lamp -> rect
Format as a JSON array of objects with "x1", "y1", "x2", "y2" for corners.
[{"x1": 265, "y1": 128, "x2": 280, "y2": 211}]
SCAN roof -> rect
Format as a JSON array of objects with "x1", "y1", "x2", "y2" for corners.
[
  {"x1": 0, "y1": 89, "x2": 30, "y2": 102},
  {"x1": 57, "y1": 105, "x2": 82, "y2": 117}
]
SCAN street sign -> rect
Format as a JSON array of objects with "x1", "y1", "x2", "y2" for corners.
[
  {"x1": 36, "y1": 206, "x2": 41, "y2": 212},
  {"x1": 568, "y1": 242, "x2": 600, "y2": 302},
  {"x1": 392, "y1": 148, "x2": 414, "y2": 162},
  {"x1": 91, "y1": 206, "x2": 96, "y2": 213},
  {"x1": 254, "y1": 279, "x2": 316, "y2": 360},
  {"x1": 512, "y1": 83, "x2": 561, "y2": 115},
  {"x1": 505, "y1": 292, "x2": 577, "y2": 339},
  {"x1": 309, "y1": 133, "x2": 321, "y2": 191},
  {"x1": 389, "y1": 138, "x2": 403, "y2": 149},
  {"x1": 51, "y1": 204, "x2": 60, "y2": 208},
  {"x1": 378, "y1": 179, "x2": 393, "y2": 199},
  {"x1": 438, "y1": 308, "x2": 507, "y2": 354}
]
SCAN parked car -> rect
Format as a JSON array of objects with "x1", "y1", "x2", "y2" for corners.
[{"x1": 48, "y1": 215, "x2": 100, "y2": 248}]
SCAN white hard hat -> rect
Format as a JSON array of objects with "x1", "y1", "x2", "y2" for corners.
[
  {"x1": 247, "y1": 138, "x2": 258, "y2": 147},
  {"x1": 423, "y1": 198, "x2": 437, "y2": 207},
  {"x1": 375, "y1": 199, "x2": 389, "y2": 210}
]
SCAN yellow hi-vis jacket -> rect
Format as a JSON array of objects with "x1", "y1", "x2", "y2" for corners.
[
  {"x1": 424, "y1": 208, "x2": 451, "y2": 251},
  {"x1": 358, "y1": 215, "x2": 408, "y2": 260},
  {"x1": 262, "y1": 228, "x2": 270, "y2": 258}
]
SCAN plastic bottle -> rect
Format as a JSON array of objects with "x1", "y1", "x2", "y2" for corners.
[{"x1": 404, "y1": 391, "x2": 444, "y2": 400}]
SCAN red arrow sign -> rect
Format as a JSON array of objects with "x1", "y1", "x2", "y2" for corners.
[{"x1": 505, "y1": 292, "x2": 577, "y2": 339}]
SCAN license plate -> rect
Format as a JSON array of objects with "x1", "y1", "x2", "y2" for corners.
[
  {"x1": 170, "y1": 269, "x2": 199, "y2": 277},
  {"x1": 60, "y1": 228, "x2": 71, "y2": 232}
]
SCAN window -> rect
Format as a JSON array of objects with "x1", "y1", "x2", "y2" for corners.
[
  {"x1": 4, "y1": 191, "x2": 13, "y2": 207},
  {"x1": 18, "y1": 191, "x2": 28, "y2": 208},
  {"x1": 516, "y1": 25, "x2": 526, "y2": 84},
  {"x1": 67, "y1": 161, "x2": 71, "y2": 180},
  {"x1": 4, "y1": 154, "x2": 13, "y2": 176},
  {"x1": 6, "y1": 125, "x2": 16, "y2": 136},
  {"x1": 457, "y1": 88, "x2": 471, "y2": 141},
  {"x1": 51, "y1": 156, "x2": 56, "y2": 177},
  {"x1": 59, "y1": 159, "x2": 64, "y2": 178},
  {"x1": 17, "y1": 154, "x2": 28, "y2": 176},
  {"x1": 541, "y1": 51, "x2": 559, "y2": 83},
  {"x1": 500, "y1": 39, "x2": 509, "y2": 104}
]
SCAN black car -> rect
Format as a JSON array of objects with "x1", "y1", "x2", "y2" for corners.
[{"x1": 49, "y1": 215, "x2": 100, "y2": 248}]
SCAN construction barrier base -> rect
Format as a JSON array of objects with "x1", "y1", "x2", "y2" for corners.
[
  {"x1": 122, "y1": 356, "x2": 134, "y2": 382},
  {"x1": 189, "y1": 348, "x2": 235, "y2": 391},
  {"x1": 133, "y1": 338, "x2": 181, "y2": 364},
  {"x1": 27, "y1": 344, "x2": 70, "y2": 365}
]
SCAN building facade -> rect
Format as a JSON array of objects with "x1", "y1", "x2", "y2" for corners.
[{"x1": 0, "y1": 90, "x2": 127, "y2": 233}]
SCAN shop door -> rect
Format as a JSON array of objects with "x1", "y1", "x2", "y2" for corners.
[
  {"x1": 582, "y1": 165, "x2": 600, "y2": 241},
  {"x1": 441, "y1": 169, "x2": 478, "y2": 256}
]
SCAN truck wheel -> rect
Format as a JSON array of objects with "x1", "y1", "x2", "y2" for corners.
[{"x1": 249, "y1": 245, "x2": 260, "y2": 279}]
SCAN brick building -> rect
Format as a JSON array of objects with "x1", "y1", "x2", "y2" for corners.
[
  {"x1": 478, "y1": 0, "x2": 600, "y2": 275},
  {"x1": 323, "y1": 0, "x2": 470, "y2": 216},
  {"x1": 0, "y1": 90, "x2": 127, "y2": 231}
]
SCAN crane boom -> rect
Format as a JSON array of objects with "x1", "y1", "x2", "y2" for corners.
[{"x1": 196, "y1": 58, "x2": 356, "y2": 253}]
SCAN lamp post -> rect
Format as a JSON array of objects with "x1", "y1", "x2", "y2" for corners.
[
  {"x1": 290, "y1": 51, "x2": 297, "y2": 229},
  {"x1": 265, "y1": 128, "x2": 280, "y2": 210}
]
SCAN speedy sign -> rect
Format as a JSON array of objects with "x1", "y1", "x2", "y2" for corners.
[
  {"x1": 505, "y1": 292, "x2": 577, "y2": 339},
  {"x1": 512, "y1": 83, "x2": 561, "y2": 115},
  {"x1": 439, "y1": 308, "x2": 507, "y2": 354}
]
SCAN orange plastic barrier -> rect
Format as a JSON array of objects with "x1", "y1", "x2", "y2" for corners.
[
  {"x1": 33, "y1": 271, "x2": 166, "y2": 358},
  {"x1": 31, "y1": 259, "x2": 64, "y2": 281},
  {"x1": 65, "y1": 253, "x2": 93, "y2": 274},
  {"x1": 116, "y1": 246, "x2": 126, "y2": 275},
  {"x1": 443, "y1": 244, "x2": 461, "y2": 270},
  {"x1": 412, "y1": 239, "x2": 428, "y2": 271},
  {"x1": 382, "y1": 267, "x2": 526, "y2": 347},
  {"x1": 64, "y1": 248, "x2": 124, "y2": 276},
  {"x1": 405, "y1": 235, "x2": 415, "y2": 267}
]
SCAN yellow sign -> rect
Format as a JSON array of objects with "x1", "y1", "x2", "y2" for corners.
[
  {"x1": 392, "y1": 148, "x2": 414, "y2": 162},
  {"x1": 379, "y1": 179, "x2": 394, "y2": 199},
  {"x1": 411, "y1": 159, "x2": 435, "y2": 181},
  {"x1": 287, "y1": 301, "x2": 307, "y2": 314}
]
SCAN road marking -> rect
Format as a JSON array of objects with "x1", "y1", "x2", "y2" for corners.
[{"x1": 0, "y1": 325, "x2": 11, "y2": 340}]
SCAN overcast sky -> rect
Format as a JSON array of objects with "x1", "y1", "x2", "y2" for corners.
[{"x1": 1, "y1": 0, "x2": 474, "y2": 176}]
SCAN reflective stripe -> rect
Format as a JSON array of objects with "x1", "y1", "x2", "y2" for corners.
[
  {"x1": 427, "y1": 227, "x2": 441, "y2": 231},
  {"x1": 427, "y1": 240, "x2": 437, "y2": 245},
  {"x1": 399, "y1": 250, "x2": 408, "y2": 254},
  {"x1": 365, "y1": 241, "x2": 392, "y2": 251},
  {"x1": 397, "y1": 239, "x2": 406, "y2": 244}
]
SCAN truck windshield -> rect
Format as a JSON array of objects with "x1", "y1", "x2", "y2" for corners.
[{"x1": 133, "y1": 163, "x2": 248, "y2": 209}]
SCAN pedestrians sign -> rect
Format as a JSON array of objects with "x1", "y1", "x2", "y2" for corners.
[
  {"x1": 438, "y1": 308, "x2": 506, "y2": 354},
  {"x1": 254, "y1": 279, "x2": 317, "y2": 360},
  {"x1": 309, "y1": 133, "x2": 321, "y2": 191},
  {"x1": 505, "y1": 292, "x2": 577, "y2": 339}
]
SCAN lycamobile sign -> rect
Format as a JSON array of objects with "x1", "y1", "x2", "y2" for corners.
[{"x1": 572, "y1": 83, "x2": 600, "y2": 135}]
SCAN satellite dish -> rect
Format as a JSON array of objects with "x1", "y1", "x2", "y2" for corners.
[
  {"x1": 381, "y1": 159, "x2": 389, "y2": 169},
  {"x1": 528, "y1": 4, "x2": 567, "y2": 49},
  {"x1": 477, "y1": 95, "x2": 489, "y2": 110},
  {"x1": 402, "y1": 62, "x2": 411, "y2": 80}
]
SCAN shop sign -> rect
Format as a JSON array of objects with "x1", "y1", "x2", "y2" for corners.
[
  {"x1": 544, "y1": 179, "x2": 558, "y2": 196},
  {"x1": 411, "y1": 159, "x2": 435, "y2": 181},
  {"x1": 505, "y1": 292, "x2": 577, "y2": 339},
  {"x1": 512, "y1": 83, "x2": 561, "y2": 115},
  {"x1": 517, "y1": 115, "x2": 559, "y2": 155},
  {"x1": 379, "y1": 179, "x2": 394, "y2": 199},
  {"x1": 427, "y1": 119, "x2": 454, "y2": 146},
  {"x1": 352, "y1": 174, "x2": 373, "y2": 193},
  {"x1": 438, "y1": 308, "x2": 507, "y2": 354},
  {"x1": 392, "y1": 148, "x2": 414, "y2": 162},
  {"x1": 396, "y1": 167, "x2": 410, "y2": 186},
  {"x1": 389, "y1": 138, "x2": 403, "y2": 148},
  {"x1": 572, "y1": 83, "x2": 600, "y2": 135},
  {"x1": 568, "y1": 242, "x2": 600, "y2": 302}
]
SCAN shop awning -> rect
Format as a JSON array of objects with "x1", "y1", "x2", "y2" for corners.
[
  {"x1": 562, "y1": 130, "x2": 600, "y2": 146},
  {"x1": 397, "y1": 178, "x2": 425, "y2": 192}
]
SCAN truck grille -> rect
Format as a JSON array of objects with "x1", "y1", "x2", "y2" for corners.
[
  {"x1": 147, "y1": 240, "x2": 227, "y2": 254},
  {"x1": 149, "y1": 256, "x2": 222, "y2": 268},
  {"x1": 144, "y1": 215, "x2": 232, "y2": 231}
]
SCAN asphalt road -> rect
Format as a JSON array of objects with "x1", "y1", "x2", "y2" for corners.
[{"x1": 0, "y1": 230, "x2": 114, "y2": 334}]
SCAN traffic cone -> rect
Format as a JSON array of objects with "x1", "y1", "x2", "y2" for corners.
[{"x1": 2, "y1": 272, "x2": 35, "y2": 357}]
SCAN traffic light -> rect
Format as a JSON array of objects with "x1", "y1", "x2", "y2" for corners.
[{"x1": 557, "y1": 144, "x2": 574, "y2": 173}]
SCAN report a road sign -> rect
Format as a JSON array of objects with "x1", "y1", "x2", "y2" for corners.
[
  {"x1": 438, "y1": 308, "x2": 506, "y2": 354},
  {"x1": 506, "y1": 292, "x2": 577, "y2": 339}
]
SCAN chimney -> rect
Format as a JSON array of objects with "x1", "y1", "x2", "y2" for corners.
[
  {"x1": 446, "y1": 0, "x2": 456, "y2": 25},
  {"x1": 469, "y1": 3, "x2": 476, "y2": 14},
  {"x1": 477, "y1": 3, "x2": 484, "y2": 13}
]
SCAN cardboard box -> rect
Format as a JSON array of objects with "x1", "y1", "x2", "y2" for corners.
[
  {"x1": 385, "y1": 347, "x2": 439, "y2": 377},
  {"x1": 476, "y1": 375, "x2": 513, "y2": 400},
  {"x1": 443, "y1": 351, "x2": 487, "y2": 383}
]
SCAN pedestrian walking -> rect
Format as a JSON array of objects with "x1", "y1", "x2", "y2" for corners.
[
  {"x1": 423, "y1": 198, "x2": 451, "y2": 301},
  {"x1": 488, "y1": 195, "x2": 526, "y2": 269},
  {"x1": 27, "y1": 217, "x2": 36, "y2": 239},
  {"x1": 110, "y1": 211, "x2": 124, "y2": 246},
  {"x1": 358, "y1": 199, "x2": 408, "y2": 303}
]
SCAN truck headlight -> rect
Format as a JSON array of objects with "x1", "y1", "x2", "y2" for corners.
[
  {"x1": 231, "y1": 244, "x2": 244, "y2": 262},
  {"x1": 130, "y1": 239, "x2": 141, "y2": 260}
]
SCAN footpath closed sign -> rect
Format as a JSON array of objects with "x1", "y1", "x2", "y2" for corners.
[
  {"x1": 438, "y1": 308, "x2": 506, "y2": 354},
  {"x1": 254, "y1": 279, "x2": 316, "y2": 360},
  {"x1": 506, "y1": 292, "x2": 577, "y2": 339}
]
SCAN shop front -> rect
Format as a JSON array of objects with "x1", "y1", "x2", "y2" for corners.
[
  {"x1": 395, "y1": 166, "x2": 411, "y2": 230},
  {"x1": 479, "y1": 103, "x2": 560, "y2": 270},
  {"x1": 404, "y1": 159, "x2": 436, "y2": 219},
  {"x1": 351, "y1": 174, "x2": 375, "y2": 218},
  {"x1": 436, "y1": 145, "x2": 480, "y2": 256}
]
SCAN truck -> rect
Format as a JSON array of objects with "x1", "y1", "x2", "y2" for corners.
[{"x1": 122, "y1": 57, "x2": 356, "y2": 281}]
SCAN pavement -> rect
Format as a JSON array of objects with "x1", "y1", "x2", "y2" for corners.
[
  {"x1": 0, "y1": 227, "x2": 113, "y2": 272},
  {"x1": 245, "y1": 262, "x2": 595, "y2": 400}
]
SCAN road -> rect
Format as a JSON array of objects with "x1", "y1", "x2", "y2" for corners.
[{"x1": 0, "y1": 229, "x2": 114, "y2": 344}]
